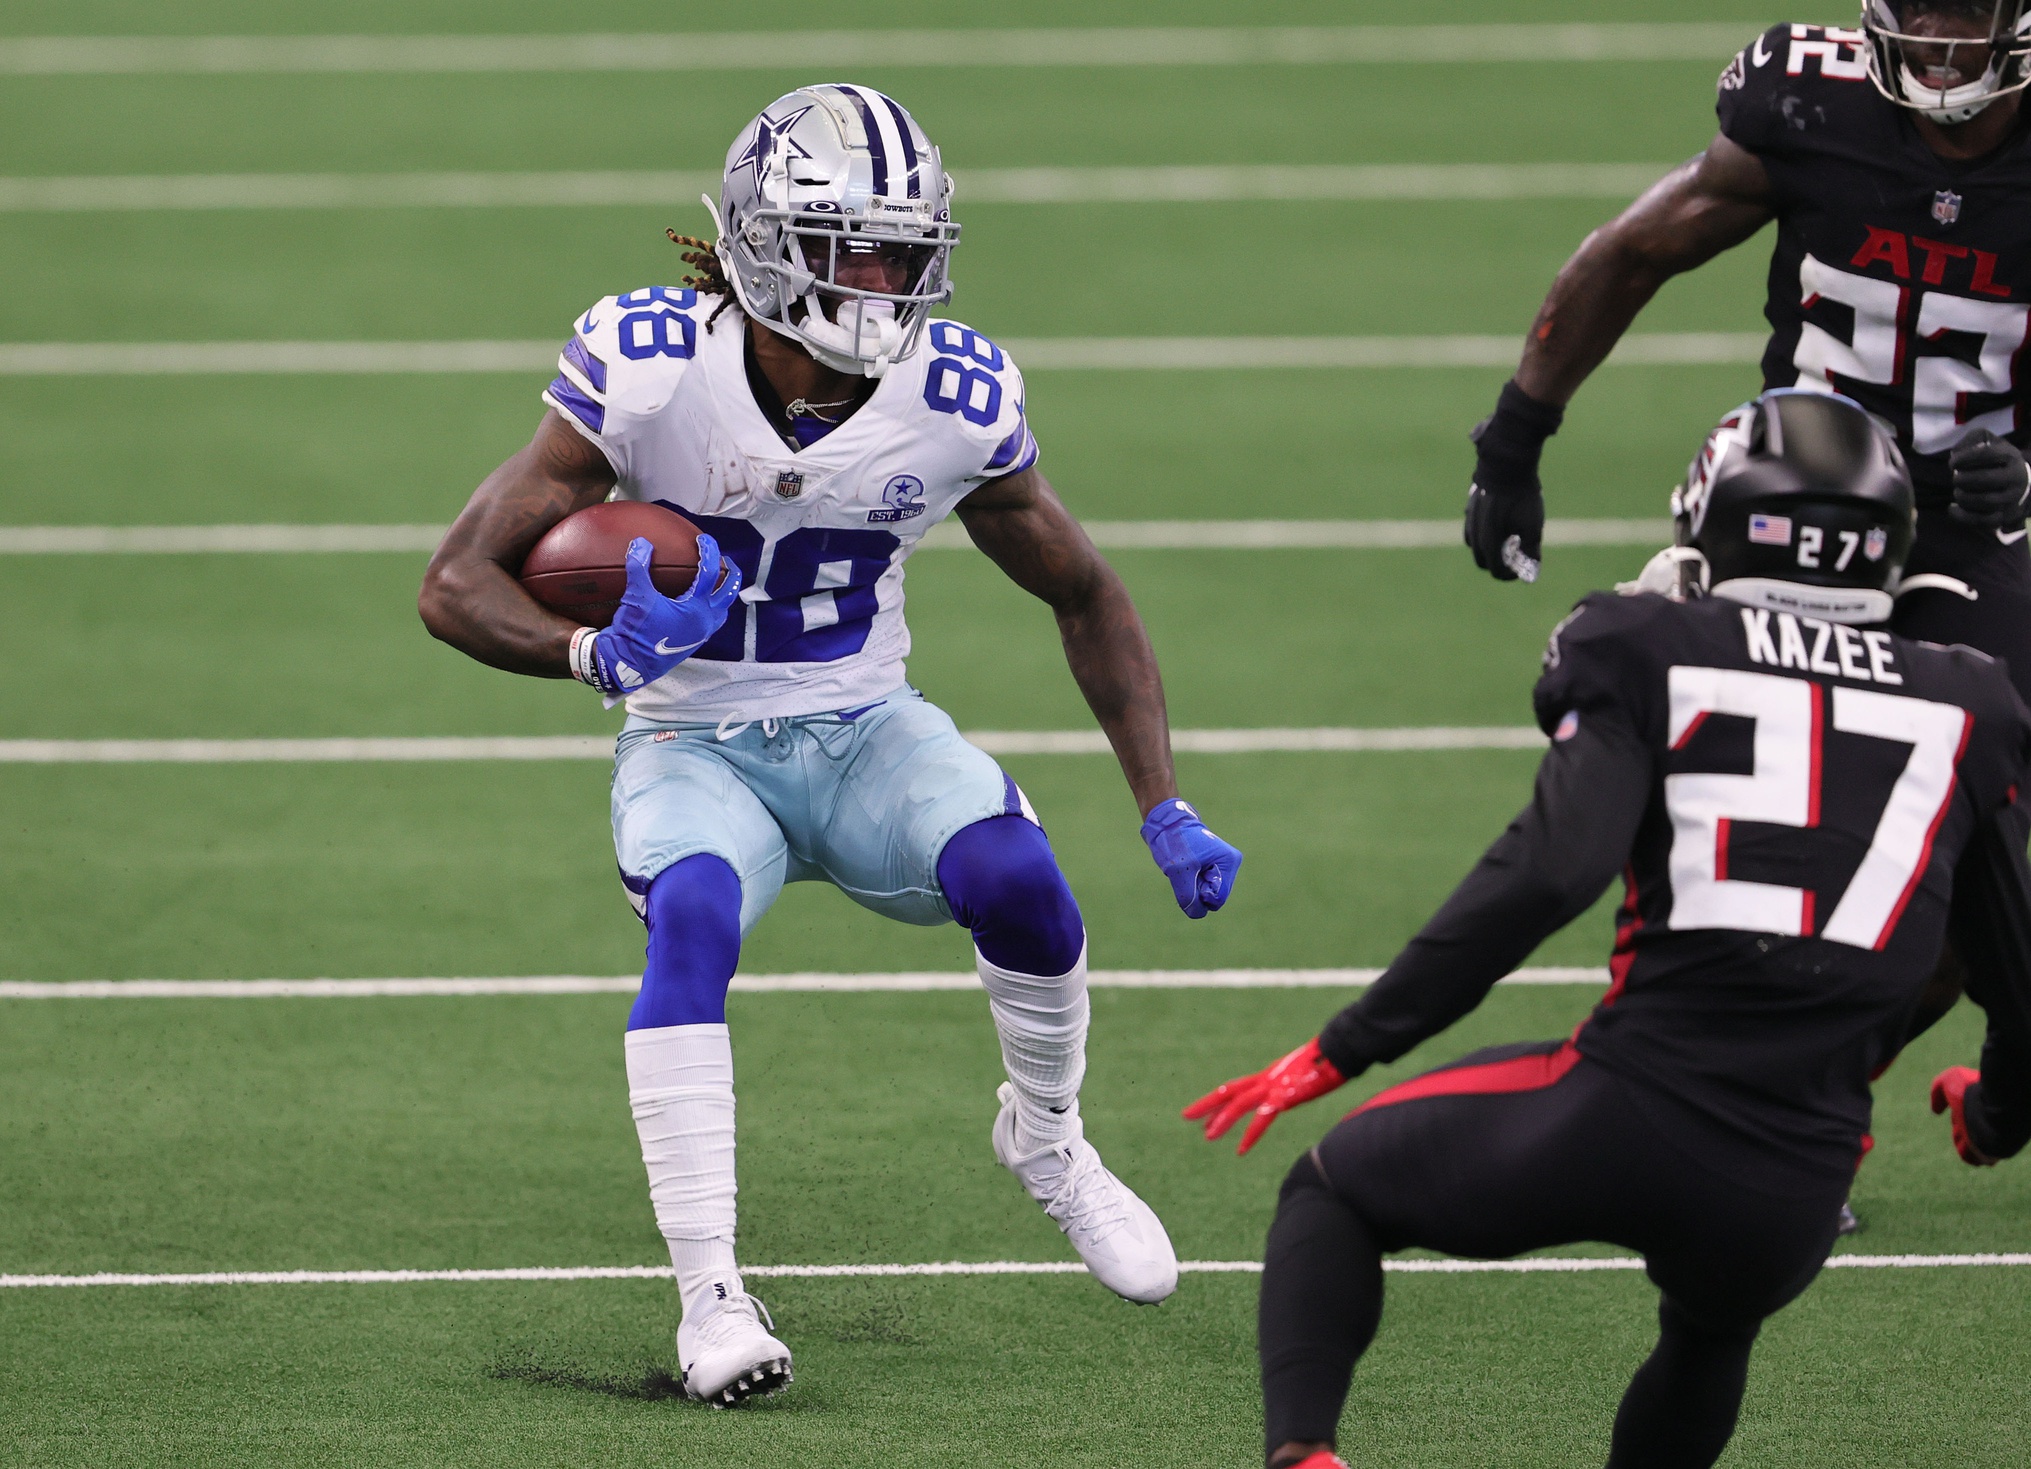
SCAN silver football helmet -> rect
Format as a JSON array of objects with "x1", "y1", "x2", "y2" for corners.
[
  {"x1": 706, "y1": 84, "x2": 959, "y2": 378},
  {"x1": 1863, "y1": 0, "x2": 2031, "y2": 123}
]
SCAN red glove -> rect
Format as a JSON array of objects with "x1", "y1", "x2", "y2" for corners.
[
  {"x1": 1931, "y1": 1066, "x2": 1998, "y2": 1167},
  {"x1": 1183, "y1": 1038, "x2": 1347, "y2": 1155}
]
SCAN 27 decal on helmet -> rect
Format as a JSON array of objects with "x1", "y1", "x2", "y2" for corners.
[
  {"x1": 1664, "y1": 389, "x2": 1916, "y2": 624},
  {"x1": 706, "y1": 84, "x2": 959, "y2": 378},
  {"x1": 1862, "y1": 0, "x2": 2031, "y2": 123}
]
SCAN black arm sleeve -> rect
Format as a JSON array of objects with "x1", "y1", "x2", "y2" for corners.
[
  {"x1": 1316, "y1": 715, "x2": 1652, "y2": 1078},
  {"x1": 1944, "y1": 801, "x2": 2031, "y2": 1159}
]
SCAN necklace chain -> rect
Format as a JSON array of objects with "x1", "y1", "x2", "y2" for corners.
[{"x1": 785, "y1": 395, "x2": 858, "y2": 420}]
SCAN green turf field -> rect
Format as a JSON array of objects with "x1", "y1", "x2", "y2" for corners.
[{"x1": 5, "y1": 2, "x2": 2028, "y2": 1465}]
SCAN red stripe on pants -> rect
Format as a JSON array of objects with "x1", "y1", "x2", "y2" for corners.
[{"x1": 1350, "y1": 1042, "x2": 1582, "y2": 1117}]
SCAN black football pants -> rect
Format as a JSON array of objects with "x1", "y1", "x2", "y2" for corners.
[
  {"x1": 1893, "y1": 509, "x2": 2031, "y2": 705},
  {"x1": 1892, "y1": 510, "x2": 2031, "y2": 1043},
  {"x1": 1257, "y1": 1042, "x2": 1848, "y2": 1469}
]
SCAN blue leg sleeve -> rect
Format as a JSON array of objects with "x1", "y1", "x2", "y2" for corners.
[
  {"x1": 936, "y1": 815, "x2": 1085, "y2": 976},
  {"x1": 627, "y1": 853, "x2": 743, "y2": 1032}
]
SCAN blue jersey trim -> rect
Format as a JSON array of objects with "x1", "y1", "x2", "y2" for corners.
[
  {"x1": 563, "y1": 333, "x2": 608, "y2": 395},
  {"x1": 546, "y1": 374, "x2": 605, "y2": 435}
]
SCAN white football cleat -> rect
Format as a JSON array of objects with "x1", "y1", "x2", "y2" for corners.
[
  {"x1": 992, "y1": 1083, "x2": 1179, "y2": 1304},
  {"x1": 677, "y1": 1286, "x2": 793, "y2": 1408}
]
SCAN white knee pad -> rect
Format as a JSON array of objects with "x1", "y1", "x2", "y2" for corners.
[{"x1": 977, "y1": 941, "x2": 1089, "y2": 1147}]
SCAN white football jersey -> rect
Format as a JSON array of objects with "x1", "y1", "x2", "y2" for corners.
[{"x1": 542, "y1": 287, "x2": 1038, "y2": 721}]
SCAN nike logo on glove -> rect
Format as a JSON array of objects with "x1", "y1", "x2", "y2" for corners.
[{"x1": 652, "y1": 637, "x2": 704, "y2": 656}]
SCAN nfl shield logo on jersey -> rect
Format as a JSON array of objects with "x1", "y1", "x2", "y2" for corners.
[
  {"x1": 773, "y1": 470, "x2": 805, "y2": 501},
  {"x1": 1933, "y1": 189, "x2": 1962, "y2": 227},
  {"x1": 868, "y1": 474, "x2": 926, "y2": 523}
]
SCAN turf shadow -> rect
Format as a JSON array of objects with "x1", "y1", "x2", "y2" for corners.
[{"x1": 484, "y1": 1347, "x2": 689, "y2": 1403}]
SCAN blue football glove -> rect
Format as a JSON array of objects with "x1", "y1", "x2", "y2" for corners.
[
  {"x1": 569, "y1": 535, "x2": 740, "y2": 697},
  {"x1": 1140, "y1": 798, "x2": 1243, "y2": 919}
]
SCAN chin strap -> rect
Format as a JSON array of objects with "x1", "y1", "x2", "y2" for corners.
[
  {"x1": 1901, "y1": 64, "x2": 2005, "y2": 124},
  {"x1": 1617, "y1": 546, "x2": 1709, "y2": 601},
  {"x1": 795, "y1": 293, "x2": 900, "y2": 378}
]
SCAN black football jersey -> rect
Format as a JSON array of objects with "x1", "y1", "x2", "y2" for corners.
[
  {"x1": 1718, "y1": 23, "x2": 2031, "y2": 502},
  {"x1": 1540, "y1": 591, "x2": 2031, "y2": 1171}
]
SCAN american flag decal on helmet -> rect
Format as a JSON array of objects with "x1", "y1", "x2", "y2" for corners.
[{"x1": 1748, "y1": 513, "x2": 1793, "y2": 546}]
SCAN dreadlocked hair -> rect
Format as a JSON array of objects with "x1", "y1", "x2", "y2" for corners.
[{"x1": 666, "y1": 231, "x2": 742, "y2": 333}]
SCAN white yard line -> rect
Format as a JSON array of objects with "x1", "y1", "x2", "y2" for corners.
[
  {"x1": 0, "y1": 968, "x2": 1609, "y2": 999},
  {"x1": 0, "y1": 335, "x2": 1759, "y2": 375},
  {"x1": 4, "y1": 1254, "x2": 2024, "y2": 1288},
  {"x1": 0, "y1": 728, "x2": 1553, "y2": 764},
  {"x1": 0, "y1": 519, "x2": 1672, "y2": 555},
  {"x1": 0, "y1": 163, "x2": 1675, "y2": 213},
  {"x1": 0, "y1": 26, "x2": 1753, "y2": 76}
]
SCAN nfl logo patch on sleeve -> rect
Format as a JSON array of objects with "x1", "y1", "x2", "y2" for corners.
[{"x1": 1749, "y1": 513, "x2": 1793, "y2": 546}]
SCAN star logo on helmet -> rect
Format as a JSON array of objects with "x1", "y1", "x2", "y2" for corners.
[{"x1": 732, "y1": 104, "x2": 815, "y2": 196}]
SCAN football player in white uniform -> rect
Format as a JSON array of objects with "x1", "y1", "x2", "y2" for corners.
[{"x1": 419, "y1": 84, "x2": 1244, "y2": 1406}]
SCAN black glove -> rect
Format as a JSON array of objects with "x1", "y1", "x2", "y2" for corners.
[
  {"x1": 1950, "y1": 429, "x2": 2031, "y2": 530},
  {"x1": 1464, "y1": 380, "x2": 1564, "y2": 583}
]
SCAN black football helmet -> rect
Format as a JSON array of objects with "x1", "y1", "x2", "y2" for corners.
[
  {"x1": 1863, "y1": 0, "x2": 2031, "y2": 123},
  {"x1": 1671, "y1": 389, "x2": 1915, "y2": 624}
]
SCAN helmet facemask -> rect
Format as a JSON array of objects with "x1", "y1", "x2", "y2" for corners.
[
  {"x1": 1863, "y1": 0, "x2": 2031, "y2": 122},
  {"x1": 710, "y1": 86, "x2": 960, "y2": 378}
]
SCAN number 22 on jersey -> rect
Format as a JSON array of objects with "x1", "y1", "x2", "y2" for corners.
[{"x1": 1665, "y1": 665, "x2": 1972, "y2": 950}]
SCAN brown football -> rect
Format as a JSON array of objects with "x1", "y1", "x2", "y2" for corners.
[{"x1": 518, "y1": 500, "x2": 709, "y2": 627}]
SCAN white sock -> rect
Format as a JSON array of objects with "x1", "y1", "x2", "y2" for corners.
[
  {"x1": 977, "y1": 941, "x2": 1089, "y2": 1151},
  {"x1": 625, "y1": 1023, "x2": 742, "y2": 1321}
]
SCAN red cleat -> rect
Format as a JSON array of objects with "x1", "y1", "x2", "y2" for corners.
[{"x1": 1931, "y1": 1066, "x2": 1998, "y2": 1167}]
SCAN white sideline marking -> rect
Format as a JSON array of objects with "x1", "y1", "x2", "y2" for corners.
[
  {"x1": 0, "y1": 524, "x2": 451, "y2": 552},
  {"x1": 0, "y1": 968, "x2": 1610, "y2": 999},
  {"x1": 0, "y1": 163, "x2": 1675, "y2": 214},
  {"x1": 0, "y1": 728, "x2": 1552, "y2": 764},
  {"x1": 0, "y1": 518, "x2": 1673, "y2": 555},
  {"x1": 0, "y1": 335, "x2": 1760, "y2": 375},
  {"x1": 0, "y1": 26, "x2": 1754, "y2": 76},
  {"x1": 5, "y1": 1254, "x2": 2026, "y2": 1289}
]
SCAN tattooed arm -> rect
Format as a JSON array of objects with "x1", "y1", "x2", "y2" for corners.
[
  {"x1": 1515, "y1": 133, "x2": 1772, "y2": 405},
  {"x1": 956, "y1": 466, "x2": 1178, "y2": 816},
  {"x1": 418, "y1": 409, "x2": 619, "y2": 676}
]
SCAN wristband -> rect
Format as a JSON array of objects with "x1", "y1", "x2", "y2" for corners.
[
  {"x1": 1472, "y1": 380, "x2": 1566, "y2": 476},
  {"x1": 568, "y1": 627, "x2": 611, "y2": 693}
]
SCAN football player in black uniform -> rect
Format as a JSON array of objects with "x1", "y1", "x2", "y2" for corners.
[
  {"x1": 1466, "y1": 2, "x2": 2031, "y2": 1212},
  {"x1": 1466, "y1": 1, "x2": 2031, "y2": 699},
  {"x1": 1196, "y1": 392, "x2": 2031, "y2": 1469}
]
